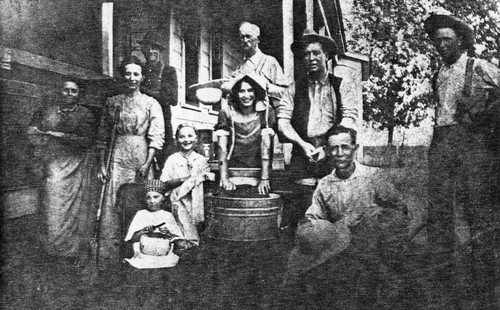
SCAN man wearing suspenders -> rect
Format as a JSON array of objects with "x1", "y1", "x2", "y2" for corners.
[{"x1": 424, "y1": 14, "x2": 500, "y2": 308}]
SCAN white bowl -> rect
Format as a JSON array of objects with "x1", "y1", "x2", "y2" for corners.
[{"x1": 196, "y1": 88, "x2": 223, "y2": 105}]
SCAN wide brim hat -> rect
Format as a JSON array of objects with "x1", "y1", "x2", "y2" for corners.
[
  {"x1": 286, "y1": 219, "x2": 351, "y2": 275},
  {"x1": 138, "y1": 31, "x2": 167, "y2": 50},
  {"x1": 291, "y1": 28, "x2": 339, "y2": 58},
  {"x1": 226, "y1": 73, "x2": 268, "y2": 97},
  {"x1": 424, "y1": 14, "x2": 474, "y2": 50}
]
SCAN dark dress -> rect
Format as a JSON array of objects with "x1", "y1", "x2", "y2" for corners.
[{"x1": 28, "y1": 102, "x2": 98, "y2": 258}]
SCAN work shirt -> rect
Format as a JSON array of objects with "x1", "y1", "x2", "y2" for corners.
[
  {"x1": 435, "y1": 52, "x2": 500, "y2": 127},
  {"x1": 306, "y1": 163, "x2": 406, "y2": 223},
  {"x1": 233, "y1": 48, "x2": 287, "y2": 101},
  {"x1": 278, "y1": 65, "x2": 360, "y2": 138}
]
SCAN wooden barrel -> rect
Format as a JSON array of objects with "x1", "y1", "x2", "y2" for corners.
[{"x1": 205, "y1": 193, "x2": 283, "y2": 241}]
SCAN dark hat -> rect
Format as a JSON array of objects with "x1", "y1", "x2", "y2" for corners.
[
  {"x1": 138, "y1": 31, "x2": 166, "y2": 50},
  {"x1": 291, "y1": 28, "x2": 339, "y2": 58},
  {"x1": 424, "y1": 14, "x2": 475, "y2": 50},
  {"x1": 286, "y1": 219, "x2": 351, "y2": 275}
]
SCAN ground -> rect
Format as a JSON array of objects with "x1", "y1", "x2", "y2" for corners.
[
  {"x1": 1, "y1": 164, "x2": 499, "y2": 309},
  {"x1": 0, "y1": 213, "x2": 295, "y2": 310}
]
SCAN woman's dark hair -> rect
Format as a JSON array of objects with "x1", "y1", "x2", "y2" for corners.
[
  {"x1": 231, "y1": 76, "x2": 266, "y2": 105},
  {"x1": 119, "y1": 56, "x2": 145, "y2": 77},
  {"x1": 175, "y1": 123, "x2": 199, "y2": 140},
  {"x1": 325, "y1": 125, "x2": 357, "y2": 145}
]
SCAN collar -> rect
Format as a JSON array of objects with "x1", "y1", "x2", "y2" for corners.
[
  {"x1": 243, "y1": 48, "x2": 264, "y2": 65},
  {"x1": 255, "y1": 100, "x2": 267, "y2": 112},
  {"x1": 329, "y1": 162, "x2": 367, "y2": 181},
  {"x1": 442, "y1": 52, "x2": 468, "y2": 70},
  {"x1": 145, "y1": 61, "x2": 164, "y2": 74},
  {"x1": 57, "y1": 103, "x2": 79, "y2": 113},
  {"x1": 308, "y1": 72, "x2": 329, "y2": 86}
]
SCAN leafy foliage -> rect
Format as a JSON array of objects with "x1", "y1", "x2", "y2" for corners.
[{"x1": 346, "y1": 0, "x2": 500, "y2": 143}]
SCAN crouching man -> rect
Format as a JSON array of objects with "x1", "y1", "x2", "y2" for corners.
[{"x1": 279, "y1": 126, "x2": 409, "y2": 309}]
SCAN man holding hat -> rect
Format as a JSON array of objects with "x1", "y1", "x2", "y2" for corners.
[
  {"x1": 424, "y1": 14, "x2": 500, "y2": 307},
  {"x1": 138, "y1": 31, "x2": 179, "y2": 167},
  {"x1": 276, "y1": 29, "x2": 360, "y2": 228},
  {"x1": 280, "y1": 126, "x2": 408, "y2": 308}
]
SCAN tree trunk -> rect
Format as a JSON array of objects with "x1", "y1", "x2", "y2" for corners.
[{"x1": 387, "y1": 126, "x2": 394, "y2": 145}]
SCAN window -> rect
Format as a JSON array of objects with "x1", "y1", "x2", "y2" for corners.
[{"x1": 184, "y1": 21, "x2": 201, "y2": 107}]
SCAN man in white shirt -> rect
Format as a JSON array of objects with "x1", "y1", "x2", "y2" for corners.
[
  {"x1": 424, "y1": 14, "x2": 500, "y2": 308},
  {"x1": 276, "y1": 29, "x2": 361, "y2": 228},
  {"x1": 232, "y1": 22, "x2": 288, "y2": 109}
]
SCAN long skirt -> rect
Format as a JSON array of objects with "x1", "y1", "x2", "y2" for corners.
[{"x1": 42, "y1": 152, "x2": 94, "y2": 258}]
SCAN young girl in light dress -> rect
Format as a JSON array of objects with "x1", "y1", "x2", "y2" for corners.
[
  {"x1": 160, "y1": 124, "x2": 215, "y2": 245},
  {"x1": 124, "y1": 179, "x2": 184, "y2": 269}
]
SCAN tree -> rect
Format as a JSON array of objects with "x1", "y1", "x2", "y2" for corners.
[{"x1": 346, "y1": 0, "x2": 500, "y2": 144}]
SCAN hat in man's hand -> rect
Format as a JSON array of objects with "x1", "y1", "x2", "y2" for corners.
[
  {"x1": 138, "y1": 31, "x2": 167, "y2": 50},
  {"x1": 291, "y1": 29, "x2": 339, "y2": 58},
  {"x1": 286, "y1": 219, "x2": 351, "y2": 275},
  {"x1": 424, "y1": 14, "x2": 474, "y2": 50}
]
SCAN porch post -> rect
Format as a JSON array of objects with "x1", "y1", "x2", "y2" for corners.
[
  {"x1": 282, "y1": 0, "x2": 294, "y2": 83},
  {"x1": 102, "y1": 2, "x2": 113, "y2": 76},
  {"x1": 305, "y1": 0, "x2": 314, "y2": 29}
]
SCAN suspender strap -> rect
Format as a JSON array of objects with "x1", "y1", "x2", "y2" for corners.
[{"x1": 463, "y1": 57, "x2": 475, "y2": 97}]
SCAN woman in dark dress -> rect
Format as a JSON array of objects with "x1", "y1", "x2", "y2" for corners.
[{"x1": 27, "y1": 80, "x2": 98, "y2": 264}]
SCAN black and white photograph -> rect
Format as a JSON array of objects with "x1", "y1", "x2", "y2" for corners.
[{"x1": 1, "y1": 0, "x2": 499, "y2": 309}]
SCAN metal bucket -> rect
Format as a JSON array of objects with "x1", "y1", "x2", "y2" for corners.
[{"x1": 205, "y1": 193, "x2": 283, "y2": 241}]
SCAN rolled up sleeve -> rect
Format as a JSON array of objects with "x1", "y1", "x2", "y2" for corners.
[
  {"x1": 305, "y1": 185, "x2": 329, "y2": 220},
  {"x1": 276, "y1": 82, "x2": 295, "y2": 120},
  {"x1": 338, "y1": 68, "x2": 361, "y2": 131},
  {"x1": 147, "y1": 100, "x2": 165, "y2": 150},
  {"x1": 214, "y1": 107, "x2": 232, "y2": 137}
]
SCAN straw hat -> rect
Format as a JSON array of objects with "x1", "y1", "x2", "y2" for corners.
[
  {"x1": 291, "y1": 28, "x2": 339, "y2": 58},
  {"x1": 145, "y1": 179, "x2": 165, "y2": 194},
  {"x1": 287, "y1": 219, "x2": 351, "y2": 275},
  {"x1": 424, "y1": 14, "x2": 474, "y2": 50},
  {"x1": 226, "y1": 73, "x2": 268, "y2": 102}
]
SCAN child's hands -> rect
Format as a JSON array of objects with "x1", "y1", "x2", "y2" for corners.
[
  {"x1": 141, "y1": 225, "x2": 154, "y2": 233},
  {"x1": 130, "y1": 225, "x2": 154, "y2": 242},
  {"x1": 204, "y1": 172, "x2": 216, "y2": 182},
  {"x1": 158, "y1": 226, "x2": 170, "y2": 234}
]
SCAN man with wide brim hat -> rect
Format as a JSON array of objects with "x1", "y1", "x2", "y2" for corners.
[
  {"x1": 137, "y1": 31, "x2": 179, "y2": 169},
  {"x1": 276, "y1": 28, "x2": 360, "y2": 229},
  {"x1": 290, "y1": 28, "x2": 339, "y2": 59},
  {"x1": 278, "y1": 125, "x2": 410, "y2": 308},
  {"x1": 424, "y1": 13, "x2": 500, "y2": 309},
  {"x1": 424, "y1": 14, "x2": 475, "y2": 54}
]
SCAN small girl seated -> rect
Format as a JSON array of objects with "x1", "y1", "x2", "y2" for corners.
[
  {"x1": 160, "y1": 124, "x2": 215, "y2": 236},
  {"x1": 123, "y1": 179, "x2": 189, "y2": 269},
  {"x1": 215, "y1": 74, "x2": 276, "y2": 196}
]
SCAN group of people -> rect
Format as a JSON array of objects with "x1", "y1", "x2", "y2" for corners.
[{"x1": 26, "y1": 14, "x2": 499, "y2": 308}]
